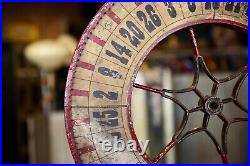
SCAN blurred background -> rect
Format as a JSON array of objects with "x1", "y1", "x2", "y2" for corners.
[{"x1": 2, "y1": 3, "x2": 248, "y2": 164}]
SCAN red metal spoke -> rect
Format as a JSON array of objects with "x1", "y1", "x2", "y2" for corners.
[
  {"x1": 133, "y1": 83, "x2": 162, "y2": 95},
  {"x1": 134, "y1": 83, "x2": 194, "y2": 94},
  {"x1": 198, "y1": 56, "x2": 219, "y2": 83},
  {"x1": 219, "y1": 113, "x2": 230, "y2": 155},
  {"x1": 233, "y1": 100, "x2": 247, "y2": 113},
  {"x1": 145, "y1": 113, "x2": 189, "y2": 163},
  {"x1": 193, "y1": 88, "x2": 205, "y2": 100},
  {"x1": 189, "y1": 27, "x2": 200, "y2": 58},
  {"x1": 228, "y1": 66, "x2": 248, "y2": 114},
  {"x1": 163, "y1": 58, "x2": 200, "y2": 93},
  {"x1": 232, "y1": 69, "x2": 248, "y2": 100},
  {"x1": 218, "y1": 113, "x2": 229, "y2": 123},
  {"x1": 211, "y1": 82, "x2": 219, "y2": 96},
  {"x1": 222, "y1": 98, "x2": 234, "y2": 104},
  {"x1": 202, "y1": 114, "x2": 210, "y2": 128},
  {"x1": 222, "y1": 98, "x2": 247, "y2": 113},
  {"x1": 230, "y1": 117, "x2": 248, "y2": 124},
  {"x1": 191, "y1": 60, "x2": 200, "y2": 88},
  {"x1": 220, "y1": 117, "x2": 247, "y2": 163},
  {"x1": 177, "y1": 127, "x2": 228, "y2": 164},
  {"x1": 150, "y1": 139, "x2": 177, "y2": 163},
  {"x1": 144, "y1": 112, "x2": 189, "y2": 163},
  {"x1": 133, "y1": 83, "x2": 188, "y2": 111},
  {"x1": 189, "y1": 106, "x2": 203, "y2": 113},
  {"x1": 204, "y1": 130, "x2": 227, "y2": 164},
  {"x1": 221, "y1": 154, "x2": 229, "y2": 164},
  {"x1": 221, "y1": 121, "x2": 229, "y2": 155},
  {"x1": 174, "y1": 112, "x2": 189, "y2": 139},
  {"x1": 162, "y1": 87, "x2": 193, "y2": 94},
  {"x1": 219, "y1": 65, "x2": 248, "y2": 83},
  {"x1": 178, "y1": 127, "x2": 205, "y2": 143}
]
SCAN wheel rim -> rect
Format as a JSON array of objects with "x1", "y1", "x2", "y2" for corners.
[{"x1": 64, "y1": 2, "x2": 248, "y2": 164}]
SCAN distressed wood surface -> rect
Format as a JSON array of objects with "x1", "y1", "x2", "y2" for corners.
[{"x1": 64, "y1": 2, "x2": 248, "y2": 164}]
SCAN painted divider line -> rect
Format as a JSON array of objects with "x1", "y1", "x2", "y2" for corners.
[
  {"x1": 77, "y1": 61, "x2": 95, "y2": 71},
  {"x1": 107, "y1": 10, "x2": 121, "y2": 25},
  {"x1": 135, "y1": 2, "x2": 143, "y2": 6},
  {"x1": 72, "y1": 118, "x2": 90, "y2": 126},
  {"x1": 89, "y1": 34, "x2": 106, "y2": 47},
  {"x1": 71, "y1": 89, "x2": 89, "y2": 97},
  {"x1": 78, "y1": 145, "x2": 96, "y2": 155}
]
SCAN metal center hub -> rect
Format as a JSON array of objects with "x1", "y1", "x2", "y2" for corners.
[{"x1": 204, "y1": 96, "x2": 223, "y2": 115}]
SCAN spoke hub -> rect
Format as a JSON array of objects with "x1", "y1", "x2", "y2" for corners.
[{"x1": 204, "y1": 96, "x2": 223, "y2": 115}]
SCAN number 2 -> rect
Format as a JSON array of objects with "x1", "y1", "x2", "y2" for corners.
[{"x1": 93, "y1": 90, "x2": 118, "y2": 100}]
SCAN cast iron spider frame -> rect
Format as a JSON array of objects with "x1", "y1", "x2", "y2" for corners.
[{"x1": 133, "y1": 27, "x2": 248, "y2": 164}]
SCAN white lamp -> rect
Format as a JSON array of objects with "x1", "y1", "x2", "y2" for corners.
[
  {"x1": 24, "y1": 39, "x2": 69, "y2": 71},
  {"x1": 24, "y1": 35, "x2": 76, "y2": 114}
]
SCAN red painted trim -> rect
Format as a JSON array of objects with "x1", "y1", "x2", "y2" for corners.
[
  {"x1": 71, "y1": 89, "x2": 89, "y2": 97},
  {"x1": 78, "y1": 145, "x2": 96, "y2": 155},
  {"x1": 64, "y1": 107, "x2": 81, "y2": 163},
  {"x1": 77, "y1": 61, "x2": 95, "y2": 71},
  {"x1": 107, "y1": 10, "x2": 121, "y2": 25},
  {"x1": 135, "y1": 2, "x2": 143, "y2": 6},
  {"x1": 72, "y1": 118, "x2": 90, "y2": 126},
  {"x1": 89, "y1": 34, "x2": 106, "y2": 47}
]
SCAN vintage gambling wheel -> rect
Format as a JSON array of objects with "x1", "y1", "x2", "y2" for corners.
[{"x1": 64, "y1": 2, "x2": 248, "y2": 164}]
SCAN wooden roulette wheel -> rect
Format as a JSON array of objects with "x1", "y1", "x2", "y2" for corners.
[{"x1": 64, "y1": 2, "x2": 248, "y2": 164}]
